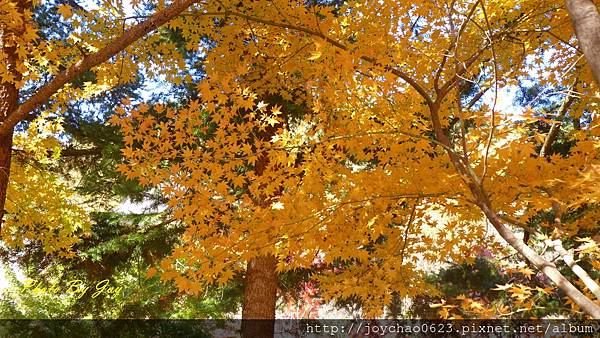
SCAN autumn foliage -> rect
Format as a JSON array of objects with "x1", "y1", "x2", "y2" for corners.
[{"x1": 2, "y1": 0, "x2": 600, "y2": 324}]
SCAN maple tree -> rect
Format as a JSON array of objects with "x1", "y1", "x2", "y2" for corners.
[
  {"x1": 111, "y1": 0, "x2": 600, "y2": 325},
  {"x1": 3, "y1": 0, "x2": 600, "y2": 335}
]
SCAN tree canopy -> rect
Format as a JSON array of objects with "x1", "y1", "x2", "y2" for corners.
[{"x1": 2, "y1": 0, "x2": 600, "y2": 333}]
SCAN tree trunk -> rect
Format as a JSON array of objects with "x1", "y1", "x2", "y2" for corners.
[
  {"x1": 241, "y1": 255, "x2": 278, "y2": 338},
  {"x1": 0, "y1": 129, "x2": 13, "y2": 230},
  {"x1": 240, "y1": 117, "x2": 282, "y2": 337},
  {"x1": 0, "y1": 7, "x2": 22, "y2": 230},
  {"x1": 566, "y1": 0, "x2": 600, "y2": 86}
]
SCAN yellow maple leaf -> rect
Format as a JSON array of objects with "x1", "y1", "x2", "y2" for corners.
[
  {"x1": 308, "y1": 41, "x2": 323, "y2": 61},
  {"x1": 57, "y1": 4, "x2": 73, "y2": 19}
]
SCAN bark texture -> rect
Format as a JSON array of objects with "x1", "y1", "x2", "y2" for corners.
[
  {"x1": 0, "y1": 111, "x2": 14, "y2": 230},
  {"x1": 241, "y1": 255, "x2": 278, "y2": 338},
  {"x1": 566, "y1": 0, "x2": 600, "y2": 86}
]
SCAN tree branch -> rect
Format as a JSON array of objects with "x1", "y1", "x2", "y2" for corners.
[
  {"x1": 426, "y1": 86, "x2": 600, "y2": 317},
  {"x1": 434, "y1": 0, "x2": 481, "y2": 94},
  {"x1": 59, "y1": 146, "x2": 102, "y2": 157},
  {"x1": 478, "y1": 200, "x2": 600, "y2": 317},
  {"x1": 539, "y1": 80, "x2": 578, "y2": 157},
  {"x1": 466, "y1": 85, "x2": 491, "y2": 110},
  {"x1": 0, "y1": 0, "x2": 200, "y2": 135},
  {"x1": 498, "y1": 209, "x2": 600, "y2": 306},
  {"x1": 545, "y1": 238, "x2": 600, "y2": 301},
  {"x1": 210, "y1": 10, "x2": 436, "y2": 111}
]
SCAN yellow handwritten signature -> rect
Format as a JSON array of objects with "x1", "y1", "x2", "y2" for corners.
[{"x1": 22, "y1": 279, "x2": 123, "y2": 299}]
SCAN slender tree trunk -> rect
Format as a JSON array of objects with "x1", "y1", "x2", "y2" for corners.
[
  {"x1": 535, "y1": 80, "x2": 600, "y2": 302},
  {"x1": 478, "y1": 202, "x2": 600, "y2": 317},
  {"x1": 452, "y1": 137, "x2": 600, "y2": 317},
  {"x1": 545, "y1": 239, "x2": 600, "y2": 301},
  {"x1": 0, "y1": 4, "x2": 23, "y2": 230},
  {"x1": 566, "y1": 0, "x2": 600, "y2": 86},
  {"x1": 539, "y1": 80, "x2": 577, "y2": 158},
  {"x1": 426, "y1": 100, "x2": 600, "y2": 317},
  {"x1": 241, "y1": 255, "x2": 278, "y2": 338}
]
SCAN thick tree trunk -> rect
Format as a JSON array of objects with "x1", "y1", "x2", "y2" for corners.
[
  {"x1": 241, "y1": 255, "x2": 278, "y2": 338},
  {"x1": 566, "y1": 0, "x2": 600, "y2": 86}
]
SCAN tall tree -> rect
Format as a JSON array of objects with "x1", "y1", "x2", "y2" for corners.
[{"x1": 115, "y1": 0, "x2": 600, "y2": 319}]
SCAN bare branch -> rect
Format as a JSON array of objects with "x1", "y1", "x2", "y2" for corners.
[
  {"x1": 434, "y1": 0, "x2": 480, "y2": 94},
  {"x1": 466, "y1": 85, "x2": 491, "y2": 109}
]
